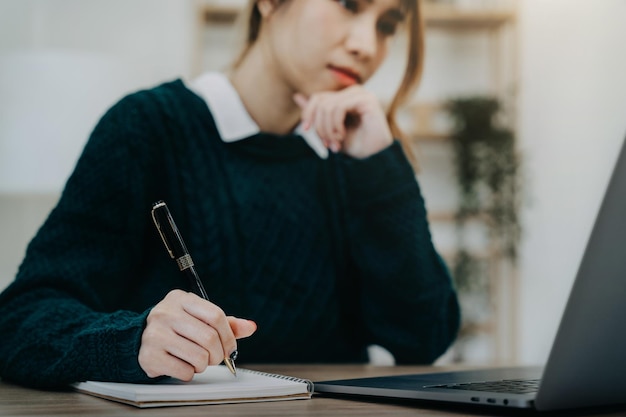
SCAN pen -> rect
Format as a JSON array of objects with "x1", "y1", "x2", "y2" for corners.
[{"x1": 151, "y1": 200, "x2": 238, "y2": 377}]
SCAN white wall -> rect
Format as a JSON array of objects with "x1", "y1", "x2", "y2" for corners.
[
  {"x1": 0, "y1": 0, "x2": 196, "y2": 194},
  {"x1": 517, "y1": 0, "x2": 626, "y2": 364},
  {"x1": 0, "y1": 0, "x2": 195, "y2": 84},
  {"x1": 0, "y1": 0, "x2": 198, "y2": 290}
]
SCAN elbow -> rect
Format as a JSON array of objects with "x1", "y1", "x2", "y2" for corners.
[
  {"x1": 429, "y1": 290, "x2": 462, "y2": 363},
  {"x1": 395, "y1": 292, "x2": 462, "y2": 365}
]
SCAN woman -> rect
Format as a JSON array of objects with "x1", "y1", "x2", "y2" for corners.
[{"x1": 0, "y1": 0, "x2": 459, "y2": 388}]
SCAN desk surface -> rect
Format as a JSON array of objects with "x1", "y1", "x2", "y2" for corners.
[{"x1": 1, "y1": 364, "x2": 625, "y2": 416}]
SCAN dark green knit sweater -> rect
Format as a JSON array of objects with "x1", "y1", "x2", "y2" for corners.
[{"x1": 0, "y1": 80, "x2": 460, "y2": 388}]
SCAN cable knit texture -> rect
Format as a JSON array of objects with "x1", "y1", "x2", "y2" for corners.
[{"x1": 0, "y1": 80, "x2": 460, "y2": 388}]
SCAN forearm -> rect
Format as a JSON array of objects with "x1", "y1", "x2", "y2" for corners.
[
  {"x1": 341, "y1": 142, "x2": 460, "y2": 363},
  {"x1": 0, "y1": 286, "x2": 152, "y2": 388},
  {"x1": 0, "y1": 91, "x2": 163, "y2": 388}
]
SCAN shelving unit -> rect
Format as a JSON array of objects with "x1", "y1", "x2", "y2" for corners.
[
  {"x1": 194, "y1": 0, "x2": 519, "y2": 365},
  {"x1": 199, "y1": 3, "x2": 515, "y2": 28}
]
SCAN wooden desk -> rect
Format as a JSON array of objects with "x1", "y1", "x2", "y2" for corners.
[{"x1": 1, "y1": 365, "x2": 624, "y2": 416}]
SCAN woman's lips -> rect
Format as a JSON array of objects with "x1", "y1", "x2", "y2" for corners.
[{"x1": 329, "y1": 66, "x2": 360, "y2": 87}]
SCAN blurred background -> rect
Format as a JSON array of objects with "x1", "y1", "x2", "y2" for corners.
[{"x1": 1, "y1": 0, "x2": 625, "y2": 367}]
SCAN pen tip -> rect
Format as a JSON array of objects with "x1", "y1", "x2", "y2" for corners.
[{"x1": 224, "y1": 356, "x2": 237, "y2": 377}]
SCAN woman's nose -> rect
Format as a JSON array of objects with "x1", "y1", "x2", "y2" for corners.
[{"x1": 345, "y1": 16, "x2": 378, "y2": 60}]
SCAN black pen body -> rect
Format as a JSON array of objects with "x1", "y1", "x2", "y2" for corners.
[
  {"x1": 151, "y1": 201, "x2": 210, "y2": 300},
  {"x1": 184, "y1": 265, "x2": 209, "y2": 300}
]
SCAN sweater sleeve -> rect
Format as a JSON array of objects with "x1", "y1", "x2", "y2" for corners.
[
  {"x1": 0, "y1": 92, "x2": 161, "y2": 388},
  {"x1": 340, "y1": 141, "x2": 461, "y2": 364}
]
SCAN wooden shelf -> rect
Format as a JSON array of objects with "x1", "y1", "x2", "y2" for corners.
[
  {"x1": 397, "y1": 101, "x2": 453, "y2": 142},
  {"x1": 412, "y1": 132, "x2": 451, "y2": 142},
  {"x1": 423, "y1": 3, "x2": 515, "y2": 30},
  {"x1": 201, "y1": 4, "x2": 241, "y2": 23},
  {"x1": 427, "y1": 211, "x2": 490, "y2": 223},
  {"x1": 201, "y1": 3, "x2": 516, "y2": 29}
]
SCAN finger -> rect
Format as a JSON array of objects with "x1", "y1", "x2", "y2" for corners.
[
  {"x1": 292, "y1": 93, "x2": 308, "y2": 109},
  {"x1": 182, "y1": 294, "x2": 238, "y2": 363},
  {"x1": 312, "y1": 95, "x2": 344, "y2": 152},
  {"x1": 228, "y1": 317, "x2": 258, "y2": 339},
  {"x1": 164, "y1": 329, "x2": 213, "y2": 372},
  {"x1": 328, "y1": 139, "x2": 342, "y2": 153},
  {"x1": 307, "y1": 93, "x2": 336, "y2": 145},
  {"x1": 162, "y1": 354, "x2": 197, "y2": 382},
  {"x1": 139, "y1": 331, "x2": 196, "y2": 381},
  {"x1": 293, "y1": 93, "x2": 311, "y2": 130},
  {"x1": 331, "y1": 102, "x2": 347, "y2": 140},
  {"x1": 313, "y1": 96, "x2": 335, "y2": 143},
  {"x1": 327, "y1": 101, "x2": 346, "y2": 153},
  {"x1": 154, "y1": 353, "x2": 196, "y2": 381},
  {"x1": 169, "y1": 317, "x2": 227, "y2": 368},
  {"x1": 321, "y1": 97, "x2": 343, "y2": 143},
  {"x1": 166, "y1": 306, "x2": 222, "y2": 350}
]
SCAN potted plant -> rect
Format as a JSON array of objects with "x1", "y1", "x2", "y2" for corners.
[{"x1": 446, "y1": 96, "x2": 522, "y2": 359}]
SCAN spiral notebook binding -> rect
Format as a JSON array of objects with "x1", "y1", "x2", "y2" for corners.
[{"x1": 238, "y1": 368, "x2": 314, "y2": 393}]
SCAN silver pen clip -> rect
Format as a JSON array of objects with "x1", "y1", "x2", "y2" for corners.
[{"x1": 151, "y1": 201, "x2": 175, "y2": 259}]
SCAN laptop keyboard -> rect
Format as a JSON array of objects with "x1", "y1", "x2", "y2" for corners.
[{"x1": 431, "y1": 379, "x2": 541, "y2": 395}]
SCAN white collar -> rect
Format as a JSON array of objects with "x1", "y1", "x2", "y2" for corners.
[{"x1": 186, "y1": 72, "x2": 328, "y2": 159}]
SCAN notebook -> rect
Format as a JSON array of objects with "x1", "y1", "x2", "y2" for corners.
[
  {"x1": 315, "y1": 135, "x2": 626, "y2": 412},
  {"x1": 73, "y1": 365, "x2": 312, "y2": 408}
]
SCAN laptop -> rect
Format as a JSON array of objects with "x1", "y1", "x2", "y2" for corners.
[{"x1": 315, "y1": 136, "x2": 626, "y2": 411}]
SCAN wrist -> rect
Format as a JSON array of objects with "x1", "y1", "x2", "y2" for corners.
[{"x1": 342, "y1": 131, "x2": 393, "y2": 159}]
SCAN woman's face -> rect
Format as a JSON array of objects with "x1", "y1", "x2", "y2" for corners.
[{"x1": 259, "y1": 0, "x2": 405, "y2": 96}]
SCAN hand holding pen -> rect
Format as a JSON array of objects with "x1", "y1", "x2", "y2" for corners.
[{"x1": 136, "y1": 201, "x2": 256, "y2": 381}]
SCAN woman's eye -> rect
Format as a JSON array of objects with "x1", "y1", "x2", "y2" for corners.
[
  {"x1": 337, "y1": 0, "x2": 359, "y2": 13},
  {"x1": 378, "y1": 20, "x2": 398, "y2": 36}
]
